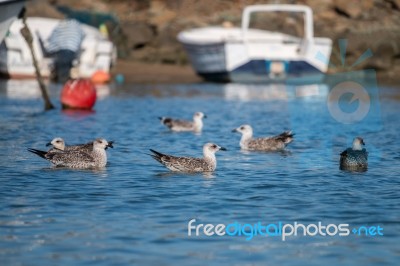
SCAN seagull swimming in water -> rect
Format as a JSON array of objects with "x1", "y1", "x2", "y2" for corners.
[
  {"x1": 46, "y1": 137, "x2": 91, "y2": 152},
  {"x1": 46, "y1": 137, "x2": 113, "y2": 152},
  {"x1": 28, "y1": 138, "x2": 113, "y2": 168},
  {"x1": 232, "y1": 124, "x2": 294, "y2": 151},
  {"x1": 149, "y1": 143, "x2": 226, "y2": 172},
  {"x1": 340, "y1": 137, "x2": 368, "y2": 171},
  {"x1": 159, "y1": 112, "x2": 206, "y2": 132}
]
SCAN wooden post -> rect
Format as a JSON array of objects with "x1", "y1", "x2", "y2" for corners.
[{"x1": 20, "y1": 14, "x2": 54, "y2": 110}]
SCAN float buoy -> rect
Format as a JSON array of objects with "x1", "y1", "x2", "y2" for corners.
[
  {"x1": 61, "y1": 79, "x2": 97, "y2": 110},
  {"x1": 115, "y1": 74, "x2": 125, "y2": 84},
  {"x1": 91, "y1": 70, "x2": 110, "y2": 84}
]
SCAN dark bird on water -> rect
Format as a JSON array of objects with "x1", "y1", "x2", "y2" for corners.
[{"x1": 340, "y1": 137, "x2": 368, "y2": 172}]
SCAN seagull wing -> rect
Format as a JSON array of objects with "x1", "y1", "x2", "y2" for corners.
[{"x1": 47, "y1": 150, "x2": 95, "y2": 168}]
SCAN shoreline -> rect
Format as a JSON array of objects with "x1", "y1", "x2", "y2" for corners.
[
  {"x1": 111, "y1": 60, "x2": 202, "y2": 84},
  {"x1": 112, "y1": 60, "x2": 399, "y2": 86},
  {"x1": 0, "y1": 59, "x2": 397, "y2": 86}
]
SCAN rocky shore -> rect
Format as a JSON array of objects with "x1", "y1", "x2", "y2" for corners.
[{"x1": 26, "y1": 0, "x2": 400, "y2": 83}]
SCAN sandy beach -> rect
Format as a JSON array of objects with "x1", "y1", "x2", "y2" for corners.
[{"x1": 112, "y1": 60, "x2": 202, "y2": 84}]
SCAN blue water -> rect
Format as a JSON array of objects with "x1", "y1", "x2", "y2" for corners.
[{"x1": 0, "y1": 80, "x2": 399, "y2": 265}]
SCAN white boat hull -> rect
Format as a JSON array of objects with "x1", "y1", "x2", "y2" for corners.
[{"x1": 0, "y1": 17, "x2": 116, "y2": 80}]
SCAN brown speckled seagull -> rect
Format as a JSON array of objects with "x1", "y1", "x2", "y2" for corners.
[
  {"x1": 232, "y1": 124, "x2": 294, "y2": 151},
  {"x1": 28, "y1": 138, "x2": 113, "y2": 168},
  {"x1": 159, "y1": 112, "x2": 206, "y2": 132},
  {"x1": 149, "y1": 143, "x2": 226, "y2": 172},
  {"x1": 46, "y1": 137, "x2": 113, "y2": 152}
]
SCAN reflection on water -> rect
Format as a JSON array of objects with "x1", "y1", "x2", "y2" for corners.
[
  {"x1": 94, "y1": 84, "x2": 111, "y2": 99},
  {"x1": 223, "y1": 83, "x2": 329, "y2": 101},
  {"x1": 154, "y1": 171, "x2": 216, "y2": 179},
  {"x1": 61, "y1": 108, "x2": 96, "y2": 118},
  {"x1": 4, "y1": 79, "x2": 43, "y2": 99},
  {"x1": 2, "y1": 79, "x2": 330, "y2": 101},
  {"x1": 0, "y1": 79, "x2": 112, "y2": 101},
  {"x1": 224, "y1": 83, "x2": 288, "y2": 101},
  {"x1": 0, "y1": 79, "x2": 399, "y2": 266}
]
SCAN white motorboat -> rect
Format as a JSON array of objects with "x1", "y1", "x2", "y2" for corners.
[{"x1": 178, "y1": 5, "x2": 332, "y2": 84}]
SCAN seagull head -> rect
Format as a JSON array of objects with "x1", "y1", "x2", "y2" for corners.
[
  {"x1": 94, "y1": 138, "x2": 114, "y2": 150},
  {"x1": 193, "y1": 112, "x2": 206, "y2": 120},
  {"x1": 232, "y1": 124, "x2": 253, "y2": 138},
  {"x1": 47, "y1": 137, "x2": 65, "y2": 150},
  {"x1": 204, "y1": 143, "x2": 226, "y2": 155},
  {"x1": 352, "y1": 137, "x2": 365, "y2": 151}
]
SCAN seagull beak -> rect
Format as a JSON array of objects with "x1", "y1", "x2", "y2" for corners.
[
  {"x1": 107, "y1": 141, "x2": 114, "y2": 148},
  {"x1": 361, "y1": 139, "x2": 365, "y2": 145},
  {"x1": 46, "y1": 142, "x2": 52, "y2": 146},
  {"x1": 220, "y1": 147, "x2": 227, "y2": 151},
  {"x1": 203, "y1": 115, "x2": 207, "y2": 119},
  {"x1": 232, "y1": 128, "x2": 238, "y2": 133}
]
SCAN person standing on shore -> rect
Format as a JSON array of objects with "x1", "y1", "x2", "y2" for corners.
[{"x1": 46, "y1": 19, "x2": 85, "y2": 83}]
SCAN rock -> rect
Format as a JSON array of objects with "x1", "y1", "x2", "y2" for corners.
[
  {"x1": 358, "y1": 41, "x2": 398, "y2": 70},
  {"x1": 130, "y1": 46, "x2": 159, "y2": 62},
  {"x1": 25, "y1": 1, "x2": 64, "y2": 19},
  {"x1": 121, "y1": 21, "x2": 155, "y2": 50},
  {"x1": 366, "y1": 57, "x2": 392, "y2": 71},
  {"x1": 334, "y1": 0, "x2": 374, "y2": 18},
  {"x1": 303, "y1": 0, "x2": 333, "y2": 12},
  {"x1": 148, "y1": 0, "x2": 177, "y2": 27},
  {"x1": 157, "y1": 46, "x2": 187, "y2": 65},
  {"x1": 387, "y1": 0, "x2": 400, "y2": 9},
  {"x1": 316, "y1": 10, "x2": 338, "y2": 21}
]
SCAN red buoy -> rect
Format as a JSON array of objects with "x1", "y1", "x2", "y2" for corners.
[{"x1": 61, "y1": 79, "x2": 97, "y2": 110}]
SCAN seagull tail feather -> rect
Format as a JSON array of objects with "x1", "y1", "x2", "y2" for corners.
[
  {"x1": 149, "y1": 149, "x2": 165, "y2": 163},
  {"x1": 27, "y1": 148, "x2": 47, "y2": 159},
  {"x1": 277, "y1": 131, "x2": 295, "y2": 144}
]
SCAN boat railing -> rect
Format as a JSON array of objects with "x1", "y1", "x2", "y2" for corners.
[{"x1": 241, "y1": 5, "x2": 314, "y2": 55}]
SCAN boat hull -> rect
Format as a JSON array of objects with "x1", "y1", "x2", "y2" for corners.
[
  {"x1": 0, "y1": 17, "x2": 116, "y2": 80},
  {"x1": 182, "y1": 40, "x2": 330, "y2": 84}
]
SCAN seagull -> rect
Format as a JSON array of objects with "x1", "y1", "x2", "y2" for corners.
[
  {"x1": 340, "y1": 137, "x2": 368, "y2": 171},
  {"x1": 28, "y1": 138, "x2": 113, "y2": 168},
  {"x1": 159, "y1": 112, "x2": 206, "y2": 132},
  {"x1": 46, "y1": 137, "x2": 91, "y2": 152},
  {"x1": 232, "y1": 124, "x2": 294, "y2": 151},
  {"x1": 46, "y1": 137, "x2": 113, "y2": 152},
  {"x1": 149, "y1": 143, "x2": 226, "y2": 172}
]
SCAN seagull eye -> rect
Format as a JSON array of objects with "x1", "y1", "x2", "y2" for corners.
[
  {"x1": 56, "y1": 140, "x2": 60, "y2": 143},
  {"x1": 240, "y1": 126, "x2": 244, "y2": 130},
  {"x1": 212, "y1": 145, "x2": 217, "y2": 149}
]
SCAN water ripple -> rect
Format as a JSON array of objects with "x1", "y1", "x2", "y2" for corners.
[{"x1": 0, "y1": 83, "x2": 399, "y2": 265}]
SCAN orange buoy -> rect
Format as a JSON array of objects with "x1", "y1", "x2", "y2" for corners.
[
  {"x1": 61, "y1": 79, "x2": 97, "y2": 110},
  {"x1": 91, "y1": 70, "x2": 110, "y2": 84}
]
